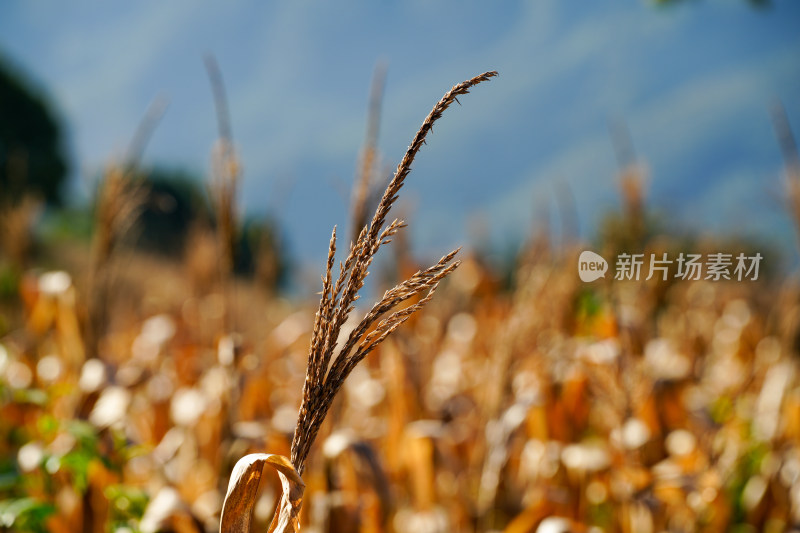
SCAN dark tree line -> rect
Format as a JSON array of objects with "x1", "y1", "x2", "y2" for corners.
[{"x1": 0, "y1": 57, "x2": 68, "y2": 205}]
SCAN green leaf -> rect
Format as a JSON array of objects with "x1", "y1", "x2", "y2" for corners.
[{"x1": 0, "y1": 497, "x2": 56, "y2": 533}]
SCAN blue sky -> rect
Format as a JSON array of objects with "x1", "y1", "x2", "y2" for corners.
[{"x1": 1, "y1": 1, "x2": 799, "y2": 268}]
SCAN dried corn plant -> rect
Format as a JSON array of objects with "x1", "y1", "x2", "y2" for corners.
[
  {"x1": 0, "y1": 145, "x2": 37, "y2": 270},
  {"x1": 0, "y1": 195, "x2": 40, "y2": 270},
  {"x1": 350, "y1": 62, "x2": 387, "y2": 244},
  {"x1": 770, "y1": 101, "x2": 800, "y2": 251},
  {"x1": 205, "y1": 54, "x2": 241, "y2": 332},
  {"x1": 86, "y1": 98, "x2": 166, "y2": 360},
  {"x1": 604, "y1": 118, "x2": 648, "y2": 252},
  {"x1": 86, "y1": 165, "x2": 147, "y2": 360},
  {"x1": 219, "y1": 70, "x2": 497, "y2": 533}
]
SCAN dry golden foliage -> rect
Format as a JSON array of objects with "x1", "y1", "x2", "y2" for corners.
[{"x1": 221, "y1": 453, "x2": 304, "y2": 533}]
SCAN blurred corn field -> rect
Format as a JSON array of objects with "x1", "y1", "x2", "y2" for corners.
[{"x1": 1, "y1": 62, "x2": 800, "y2": 533}]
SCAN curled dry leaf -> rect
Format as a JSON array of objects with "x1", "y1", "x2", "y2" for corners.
[{"x1": 220, "y1": 453, "x2": 305, "y2": 533}]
